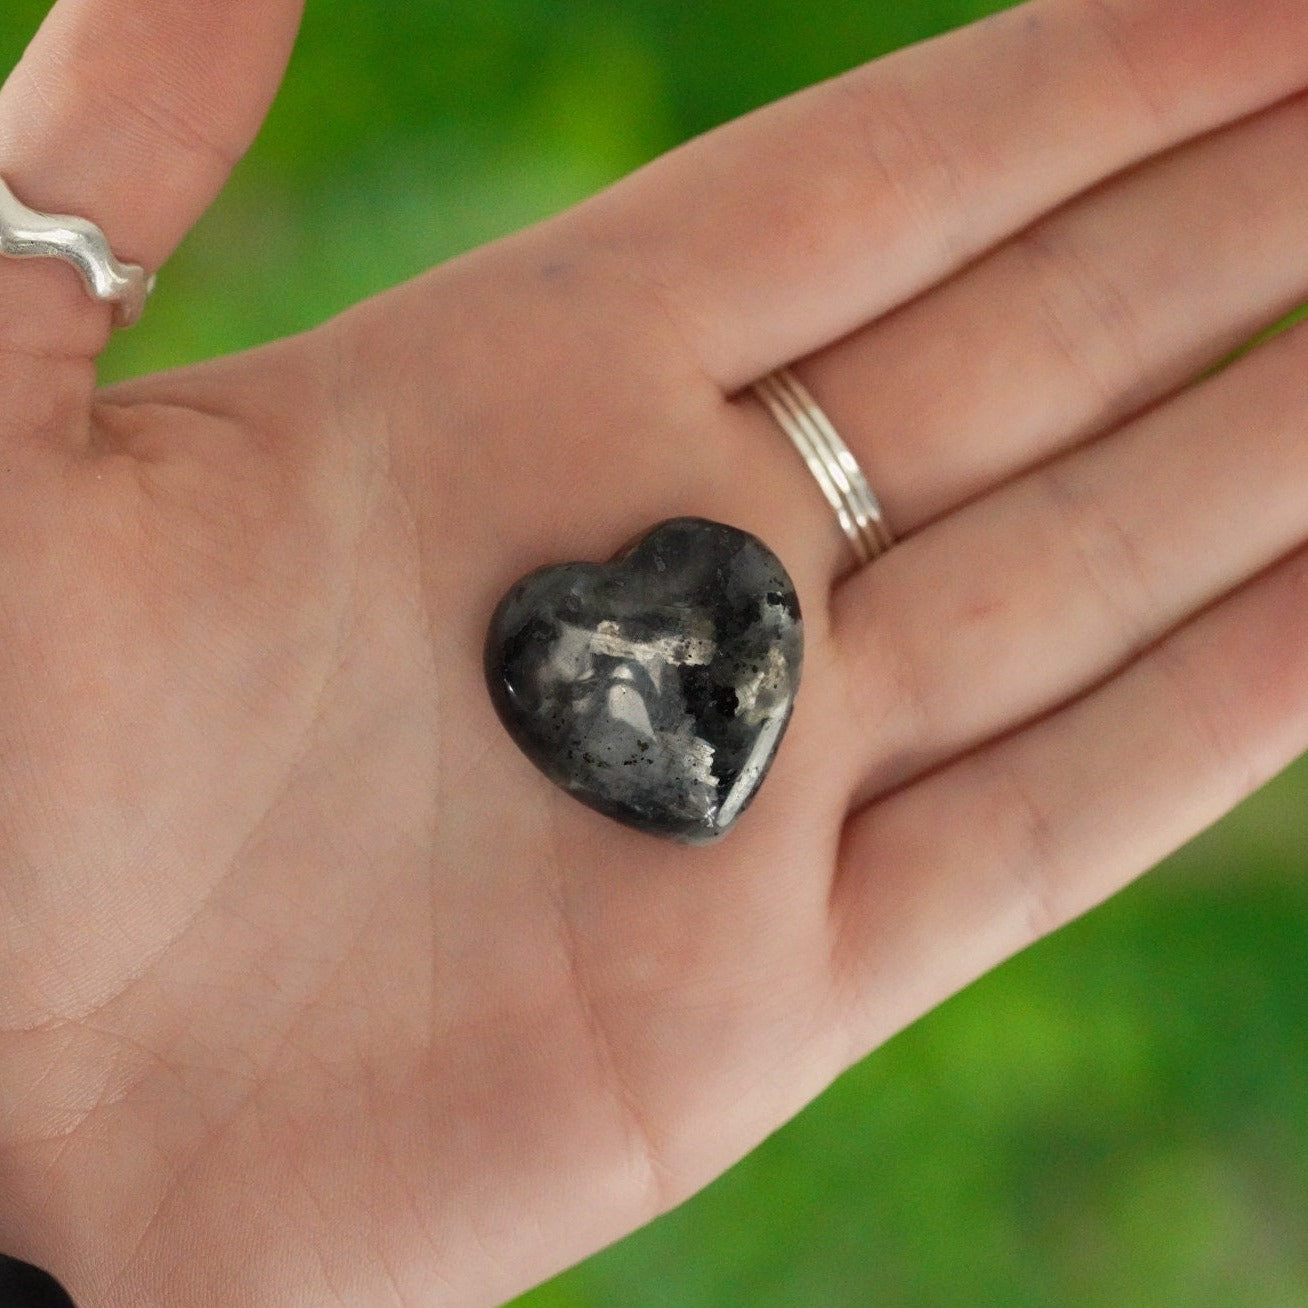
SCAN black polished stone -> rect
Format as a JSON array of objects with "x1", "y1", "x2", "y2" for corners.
[
  {"x1": 0, "y1": 1256, "x2": 76, "y2": 1308},
  {"x1": 485, "y1": 518, "x2": 803, "y2": 844}
]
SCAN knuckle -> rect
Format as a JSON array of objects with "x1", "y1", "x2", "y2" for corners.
[
  {"x1": 838, "y1": 597, "x2": 942, "y2": 800},
  {"x1": 1036, "y1": 458, "x2": 1159, "y2": 655},
  {"x1": 1076, "y1": 0, "x2": 1170, "y2": 128},
  {"x1": 82, "y1": 69, "x2": 242, "y2": 177},
  {"x1": 1014, "y1": 220, "x2": 1148, "y2": 412},
  {"x1": 1151, "y1": 638, "x2": 1265, "y2": 803},
  {"x1": 835, "y1": 63, "x2": 974, "y2": 269},
  {"x1": 989, "y1": 757, "x2": 1067, "y2": 945}
]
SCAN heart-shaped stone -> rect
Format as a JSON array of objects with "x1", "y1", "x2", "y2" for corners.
[{"x1": 485, "y1": 518, "x2": 803, "y2": 844}]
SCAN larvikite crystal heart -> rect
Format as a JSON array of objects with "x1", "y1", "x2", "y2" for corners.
[{"x1": 485, "y1": 518, "x2": 803, "y2": 844}]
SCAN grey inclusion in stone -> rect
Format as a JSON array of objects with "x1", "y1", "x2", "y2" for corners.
[{"x1": 484, "y1": 518, "x2": 803, "y2": 845}]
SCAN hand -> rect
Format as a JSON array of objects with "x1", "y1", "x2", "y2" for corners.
[{"x1": 3, "y1": 0, "x2": 1308, "y2": 1303}]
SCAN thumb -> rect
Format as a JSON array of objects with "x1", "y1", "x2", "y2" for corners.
[{"x1": 0, "y1": 0, "x2": 303, "y2": 363}]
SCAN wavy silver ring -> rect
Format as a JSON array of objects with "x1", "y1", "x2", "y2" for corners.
[
  {"x1": 0, "y1": 174, "x2": 155, "y2": 328},
  {"x1": 753, "y1": 366, "x2": 894, "y2": 568}
]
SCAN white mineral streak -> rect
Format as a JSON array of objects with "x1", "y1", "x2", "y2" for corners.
[
  {"x1": 590, "y1": 618, "x2": 716, "y2": 671},
  {"x1": 733, "y1": 644, "x2": 790, "y2": 725},
  {"x1": 716, "y1": 711, "x2": 787, "y2": 830},
  {"x1": 606, "y1": 681, "x2": 655, "y2": 737}
]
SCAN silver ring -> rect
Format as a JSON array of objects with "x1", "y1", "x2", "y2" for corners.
[
  {"x1": 0, "y1": 175, "x2": 155, "y2": 328},
  {"x1": 753, "y1": 366, "x2": 894, "y2": 567}
]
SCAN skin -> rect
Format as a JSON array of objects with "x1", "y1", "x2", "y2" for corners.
[{"x1": 2, "y1": 0, "x2": 1308, "y2": 1302}]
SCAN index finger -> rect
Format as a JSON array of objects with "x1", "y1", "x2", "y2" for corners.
[{"x1": 579, "y1": 0, "x2": 1308, "y2": 391}]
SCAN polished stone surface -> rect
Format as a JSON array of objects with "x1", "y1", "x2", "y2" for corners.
[{"x1": 485, "y1": 518, "x2": 803, "y2": 844}]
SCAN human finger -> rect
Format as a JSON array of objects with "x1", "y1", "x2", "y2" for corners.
[
  {"x1": 830, "y1": 312, "x2": 1308, "y2": 809},
  {"x1": 579, "y1": 0, "x2": 1308, "y2": 391},
  {"x1": 0, "y1": 0, "x2": 303, "y2": 365},
  {"x1": 830, "y1": 541, "x2": 1308, "y2": 1052},
  {"x1": 750, "y1": 86, "x2": 1308, "y2": 551}
]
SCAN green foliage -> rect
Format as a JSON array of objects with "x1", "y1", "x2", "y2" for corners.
[{"x1": 2, "y1": 1, "x2": 1304, "y2": 1302}]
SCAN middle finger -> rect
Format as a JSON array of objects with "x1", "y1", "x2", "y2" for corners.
[{"x1": 737, "y1": 86, "x2": 1308, "y2": 564}]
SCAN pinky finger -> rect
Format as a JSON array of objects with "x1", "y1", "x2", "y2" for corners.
[{"x1": 831, "y1": 545, "x2": 1308, "y2": 1055}]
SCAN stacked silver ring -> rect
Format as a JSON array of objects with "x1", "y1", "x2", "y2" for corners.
[{"x1": 753, "y1": 366, "x2": 893, "y2": 567}]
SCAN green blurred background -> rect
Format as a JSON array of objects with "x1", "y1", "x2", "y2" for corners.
[{"x1": 4, "y1": 1, "x2": 1307, "y2": 1304}]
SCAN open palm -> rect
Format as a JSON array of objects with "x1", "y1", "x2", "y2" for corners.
[{"x1": 4, "y1": 1, "x2": 1308, "y2": 1304}]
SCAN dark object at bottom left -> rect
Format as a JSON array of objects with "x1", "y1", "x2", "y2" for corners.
[{"x1": 0, "y1": 1255, "x2": 77, "y2": 1308}]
